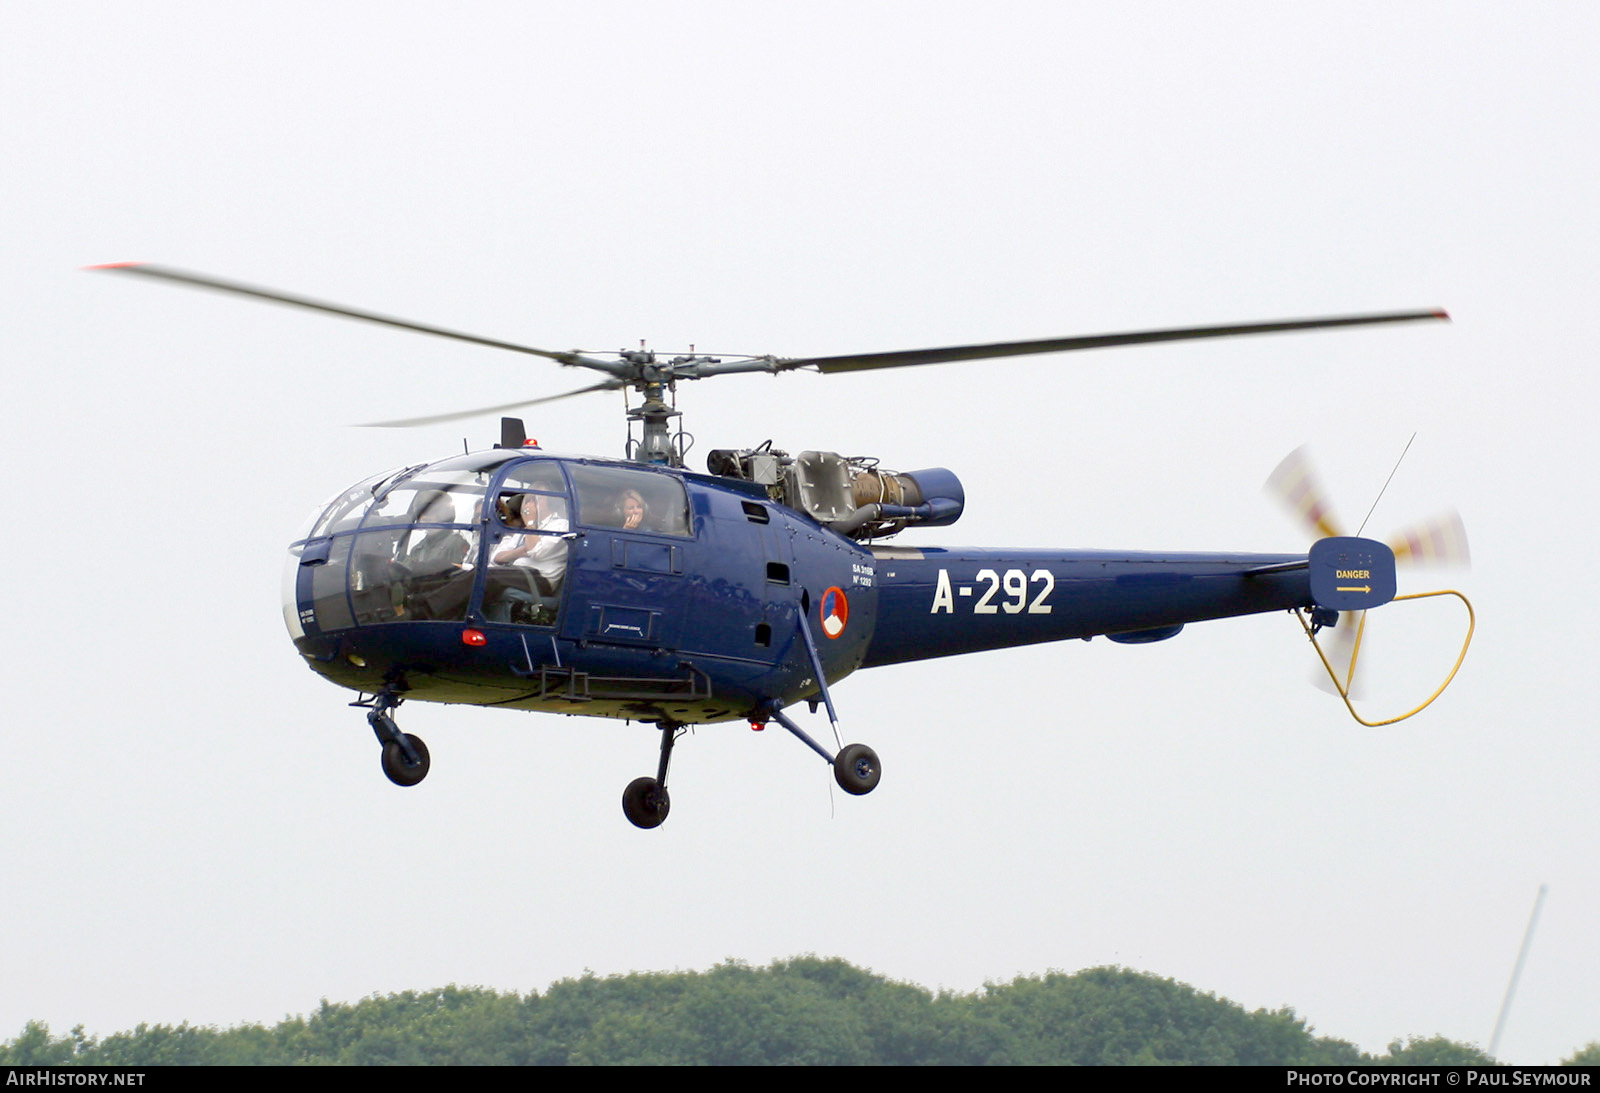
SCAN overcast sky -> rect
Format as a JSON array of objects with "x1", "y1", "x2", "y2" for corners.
[{"x1": 3, "y1": 1, "x2": 1596, "y2": 1065}]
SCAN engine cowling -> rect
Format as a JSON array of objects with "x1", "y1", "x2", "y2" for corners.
[{"x1": 706, "y1": 447, "x2": 964, "y2": 539}]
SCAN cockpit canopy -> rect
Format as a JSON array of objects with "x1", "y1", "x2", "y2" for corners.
[{"x1": 283, "y1": 451, "x2": 691, "y2": 641}]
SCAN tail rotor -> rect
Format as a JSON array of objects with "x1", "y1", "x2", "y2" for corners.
[{"x1": 1265, "y1": 445, "x2": 1471, "y2": 701}]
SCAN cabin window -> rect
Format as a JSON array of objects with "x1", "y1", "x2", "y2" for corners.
[
  {"x1": 483, "y1": 467, "x2": 572, "y2": 628},
  {"x1": 496, "y1": 460, "x2": 567, "y2": 496},
  {"x1": 567, "y1": 464, "x2": 691, "y2": 536}
]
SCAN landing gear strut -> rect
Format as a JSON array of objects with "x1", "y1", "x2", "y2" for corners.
[
  {"x1": 360, "y1": 690, "x2": 430, "y2": 787},
  {"x1": 763, "y1": 707, "x2": 882, "y2": 797},
  {"x1": 622, "y1": 720, "x2": 680, "y2": 829},
  {"x1": 762, "y1": 604, "x2": 884, "y2": 799}
]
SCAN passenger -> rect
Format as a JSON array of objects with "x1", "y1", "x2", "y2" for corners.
[
  {"x1": 496, "y1": 493, "x2": 525, "y2": 529},
  {"x1": 619, "y1": 488, "x2": 647, "y2": 530},
  {"x1": 484, "y1": 493, "x2": 569, "y2": 625},
  {"x1": 493, "y1": 493, "x2": 569, "y2": 590}
]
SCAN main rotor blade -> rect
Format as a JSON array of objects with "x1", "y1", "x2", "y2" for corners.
[
  {"x1": 777, "y1": 310, "x2": 1449, "y2": 374},
  {"x1": 87, "y1": 262, "x2": 600, "y2": 369},
  {"x1": 356, "y1": 379, "x2": 625, "y2": 428}
]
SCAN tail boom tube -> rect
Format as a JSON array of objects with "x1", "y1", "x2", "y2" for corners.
[{"x1": 861, "y1": 546, "x2": 1320, "y2": 668}]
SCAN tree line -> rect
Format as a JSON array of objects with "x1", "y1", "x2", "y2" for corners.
[{"x1": 4, "y1": 958, "x2": 1595, "y2": 1066}]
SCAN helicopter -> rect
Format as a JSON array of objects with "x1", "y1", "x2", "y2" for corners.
[{"x1": 92, "y1": 263, "x2": 1470, "y2": 829}]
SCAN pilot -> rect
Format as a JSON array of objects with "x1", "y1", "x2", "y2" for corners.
[{"x1": 404, "y1": 494, "x2": 470, "y2": 572}]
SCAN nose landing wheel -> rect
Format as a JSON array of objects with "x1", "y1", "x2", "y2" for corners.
[
  {"x1": 381, "y1": 734, "x2": 431, "y2": 787},
  {"x1": 361, "y1": 689, "x2": 430, "y2": 787},
  {"x1": 622, "y1": 776, "x2": 670, "y2": 829},
  {"x1": 622, "y1": 720, "x2": 681, "y2": 829}
]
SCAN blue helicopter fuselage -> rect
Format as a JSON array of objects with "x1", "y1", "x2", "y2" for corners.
[
  {"x1": 283, "y1": 448, "x2": 1323, "y2": 726},
  {"x1": 91, "y1": 260, "x2": 1442, "y2": 816}
]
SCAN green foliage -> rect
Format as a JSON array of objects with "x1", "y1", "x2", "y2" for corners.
[
  {"x1": 2, "y1": 960, "x2": 1585, "y2": 1066},
  {"x1": 1562, "y1": 1041, "x2": 1600, "y2": 1066},
  {"x1": 1379, "y1": 1036, "x2": 1492, "y2": 1066},
  {"x1": 0, "y1": 1021, "x2": 83, "y2": 1065},
  {"x1": 966, "y1": 967, "x2": 1363, "y2": 1065}
]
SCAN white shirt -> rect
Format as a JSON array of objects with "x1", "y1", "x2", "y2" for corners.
[{"x1": 494, "y1": 514, "x2": 569, "y2": 582}]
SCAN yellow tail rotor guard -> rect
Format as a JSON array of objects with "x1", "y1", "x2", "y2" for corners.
[{"x1": 1294, "y1": 590, "x2": 1475, "y2": 727}]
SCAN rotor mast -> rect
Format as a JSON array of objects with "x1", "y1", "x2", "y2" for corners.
[{"x1": 620, "y1": 347, "x2": 686, "y2": 466}]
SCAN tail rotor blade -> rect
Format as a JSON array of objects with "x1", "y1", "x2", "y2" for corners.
[
  {"x1": 1312, "y1": 611, "x2": 1368, "y2": 700},
  {"x1": 1388, "y1": 510, "x2": 1471, "y2": 567},
  {"x1": 1265, "y1": 445, "x2": 1346, "y2": 540}
]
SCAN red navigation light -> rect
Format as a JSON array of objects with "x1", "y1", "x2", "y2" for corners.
[
  {"x1": 749, "y1": 720, "x2": 765, "y2": 732},
  {"x1": 461, "y1": 629, "x2": 487, "y2": 647}
]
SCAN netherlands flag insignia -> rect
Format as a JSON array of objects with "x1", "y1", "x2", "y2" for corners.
[{"x1": 820, "y1": 586, "x2": 849, "y2": 639}]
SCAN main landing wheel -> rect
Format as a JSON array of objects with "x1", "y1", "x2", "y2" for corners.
[
  {"x1": 833, "y1": 743, "x2": 881, "y2": 796},
  {"x1": 380, "y1": 734, "x2": 431, "y2": 787},
  {"x1": 622, "y1": 776, "x2": 671, "y2": 829}
]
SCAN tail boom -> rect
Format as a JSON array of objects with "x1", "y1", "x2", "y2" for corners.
[{"x1": 861, "y1": 545, "x2": 1326, "y2": 667}]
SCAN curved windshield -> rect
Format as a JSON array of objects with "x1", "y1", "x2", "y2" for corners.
[
  {"x1": 293, "y1": 465, "x2": 411, "y2": 543},
  {"x1": 285, "y1": 452, "x2": 525, "y2": 634}
]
